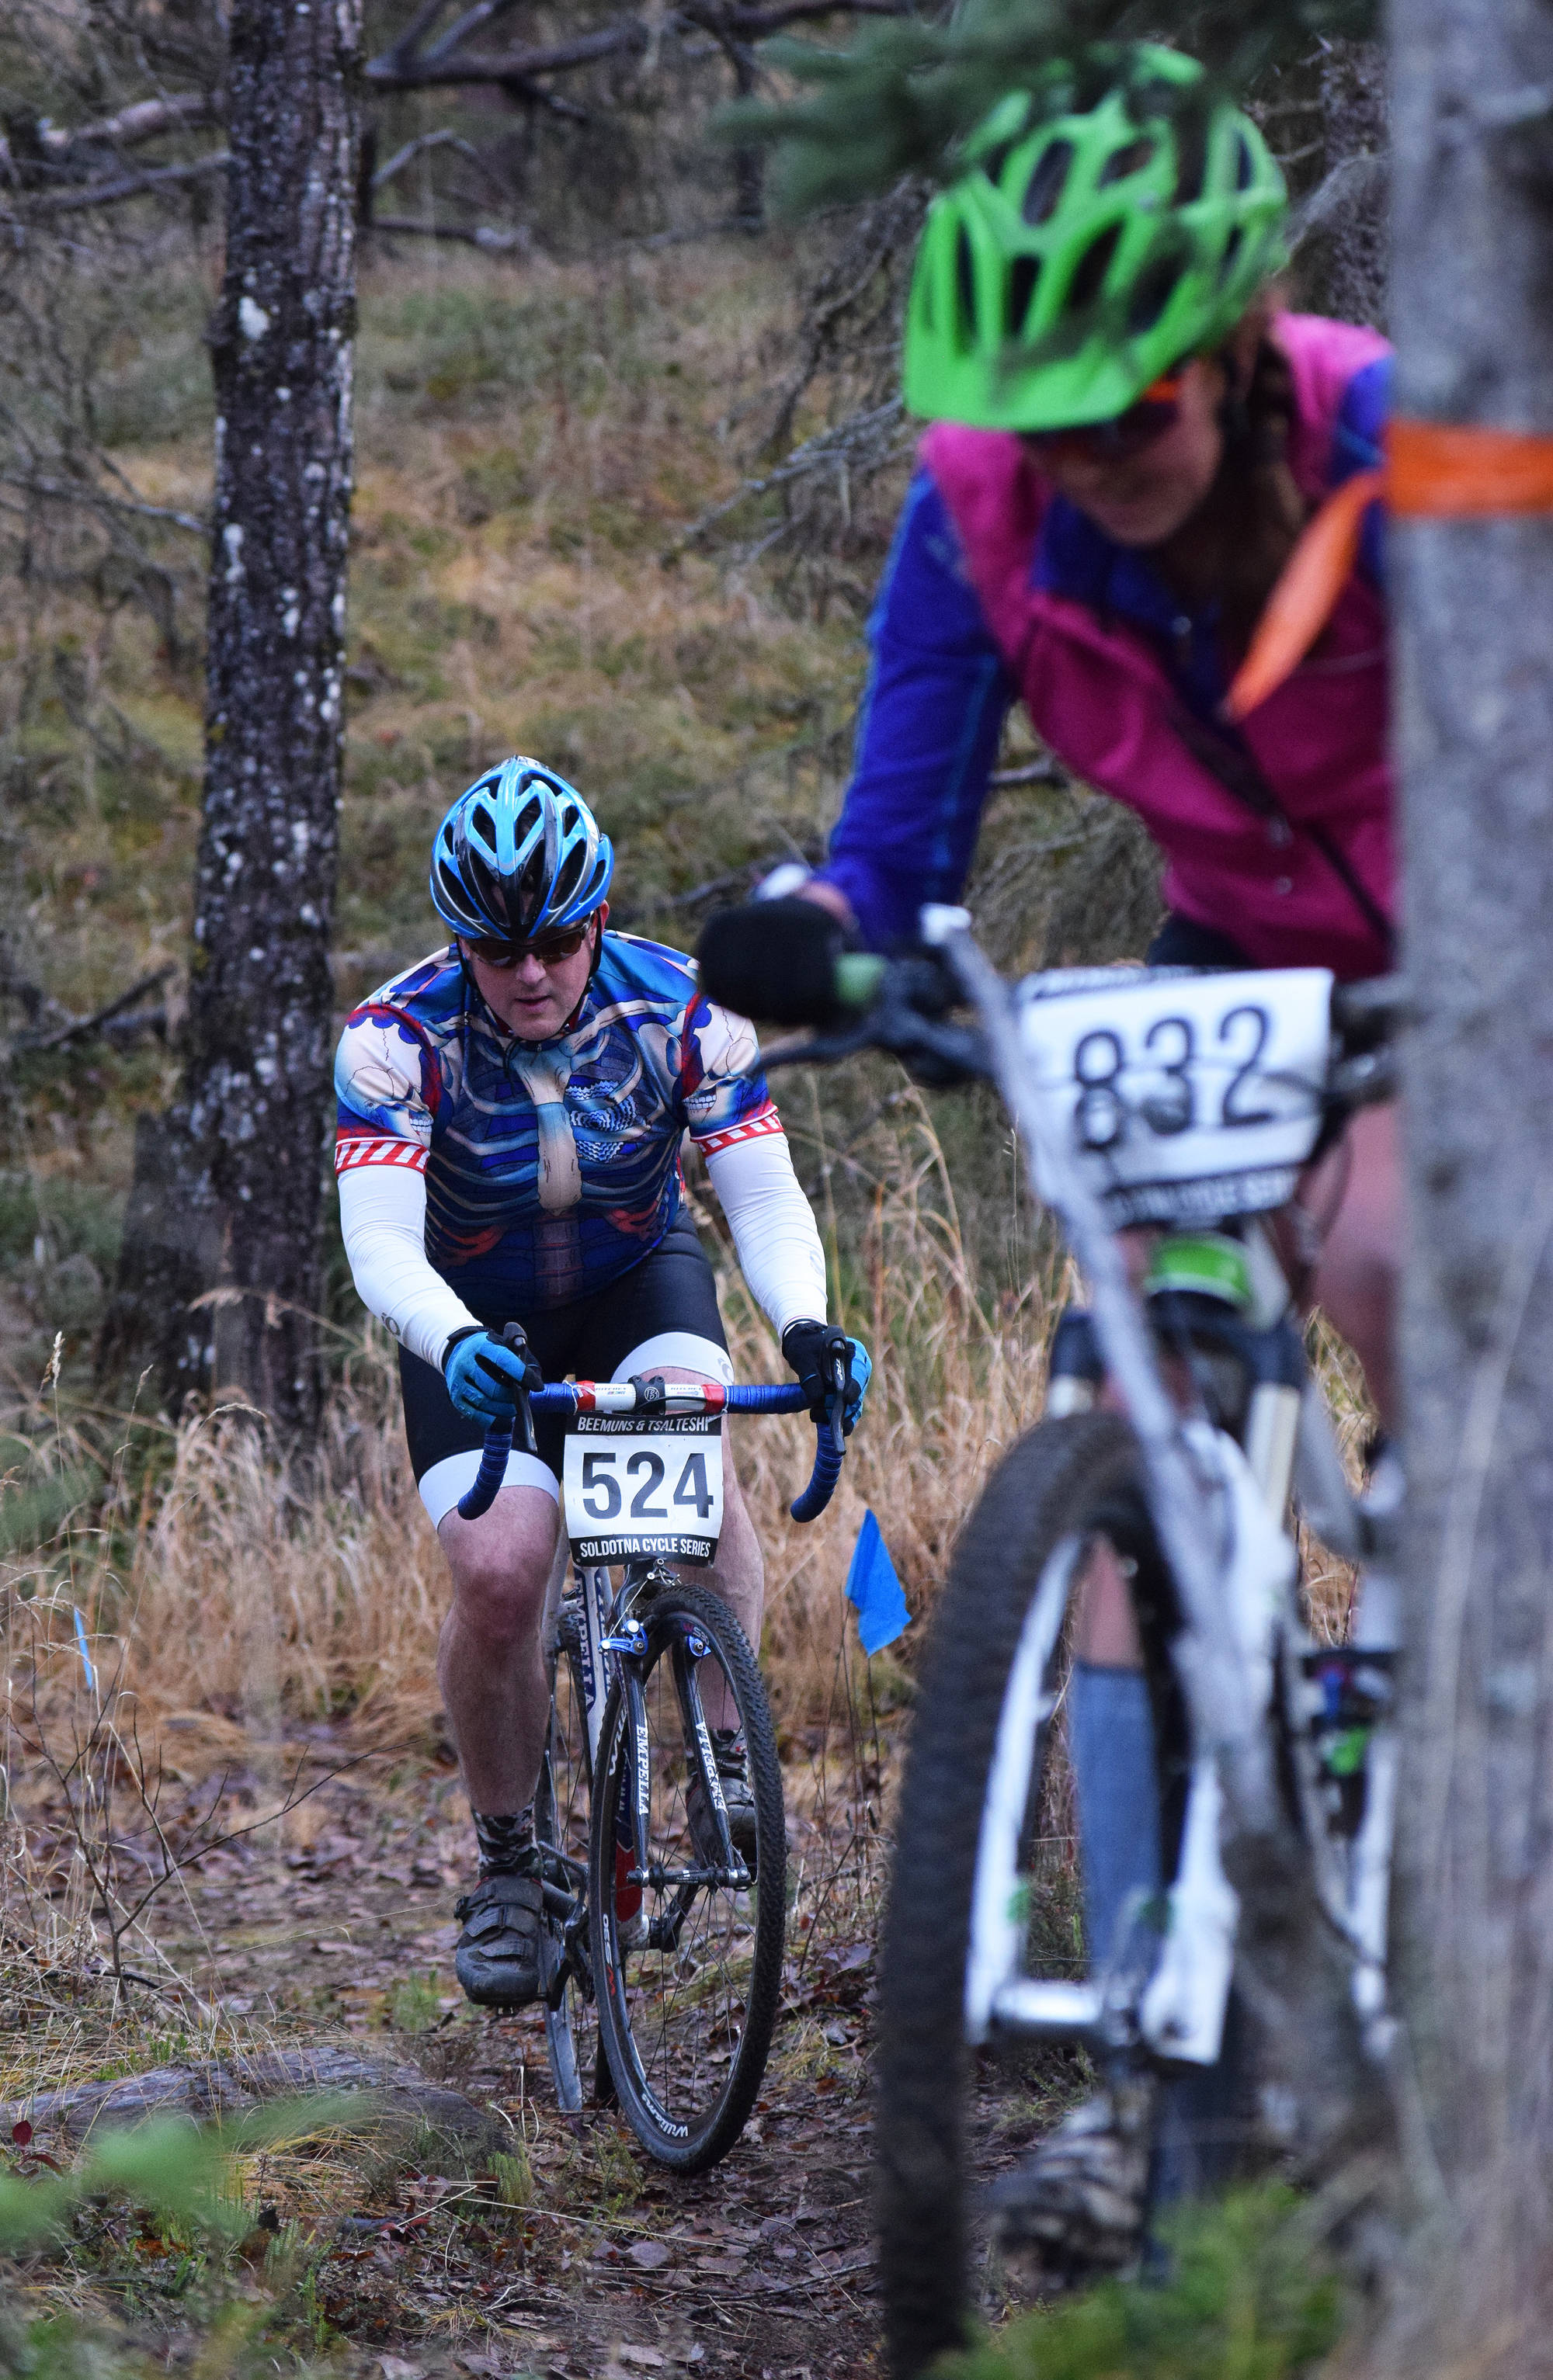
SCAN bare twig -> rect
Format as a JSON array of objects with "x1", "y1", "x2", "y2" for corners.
[
  {"x1": 4, "y1": 151, "x2": 229, "y2": 218},
  {"x1": 365, "y1": 2, "x2": 911, "y2": 92}
]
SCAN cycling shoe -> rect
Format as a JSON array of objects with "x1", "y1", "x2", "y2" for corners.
[
  {"x1": 989, "y1": 2078, "x2": 1155, "y2": 2292},
  {"x1": 453, "y1": 1862, "x2": 544, "y2": 2009}
]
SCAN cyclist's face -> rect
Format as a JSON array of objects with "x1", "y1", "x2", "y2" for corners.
[
  {"x1": 1023, "y1": 356, "x2": 1226, "y2": 547},
  {"x1": 462, "y1": 907, "x2": 604, "y2": 1039}
]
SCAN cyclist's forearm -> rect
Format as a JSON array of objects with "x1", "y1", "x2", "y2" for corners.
[
  {"x1": 704, "y1": 1130, "x2": 828, "y2": 1337},
  {"x1": 337, "y1": 1160, "x2": 480, "y2": 1369}
]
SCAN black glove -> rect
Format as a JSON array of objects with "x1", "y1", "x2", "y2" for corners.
[
  {"x1": 697, "y1": 897, "x2": 853, "y2": 1029},
  {"x1": 781, "y1": 1320, "x2": 853, "y2": 1426}
]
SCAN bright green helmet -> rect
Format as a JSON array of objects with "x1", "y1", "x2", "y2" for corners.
[{"x1": 902, "y1": 48, "x2": 1287, "y2": 432}]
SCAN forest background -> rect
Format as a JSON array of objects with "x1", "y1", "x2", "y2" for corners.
[
  {"x1": 0, "y1": 0, "x2": 1384, "y2": 1717},
  {"x1": 0, "y1": 9, "x2": 1388, "y2": 2374}
]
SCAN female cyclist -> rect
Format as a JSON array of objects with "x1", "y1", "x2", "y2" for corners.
[{"x1": 703, "y1": 47, "x2": 1397, "y2": 2266}]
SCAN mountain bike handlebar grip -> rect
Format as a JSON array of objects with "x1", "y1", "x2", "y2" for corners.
[
  {"x1": 697, "y1": 898, "x2": 852, "y2": 1029},
  {"x1": 457, "y1": 1415, "x2": 514, "y2": 1521},
  {"x1": 789, "y1": 1409, "x2": 845, "y2": 1524}
]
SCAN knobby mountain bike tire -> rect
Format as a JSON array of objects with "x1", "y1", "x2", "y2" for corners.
[
  {"x1": 875, "y1": 1413, "x2": 1186, "y2": 2380},
  {"x1": 536, "y1": 1608, "x2": 611, "y2": 2115},
  {"x1": 589, "y1": 1576, "x2": 787, "y2": 2171}
]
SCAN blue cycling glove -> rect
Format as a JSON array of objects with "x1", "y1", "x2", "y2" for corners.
[
  {"x1": 781, "y1": 1323, "x2": 872, "y2": 1437},
  {"x1": 443, "y1": 1324, "x2": 544, "y2": 1424}
]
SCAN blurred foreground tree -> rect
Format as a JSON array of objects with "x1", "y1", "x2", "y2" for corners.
[
  {"x1": 100, "y1": 0, "x2": 361, "y2": 1435},
  {"x1": 1384, "y1": 0, "x2": 1553, "y2": 2370}
]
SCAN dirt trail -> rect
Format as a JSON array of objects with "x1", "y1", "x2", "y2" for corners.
[{"x1": 129, "y1": 1733, "x2": 889, "y2": 2379}]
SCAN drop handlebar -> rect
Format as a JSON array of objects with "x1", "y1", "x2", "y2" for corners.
[{"x1": 455, "y1": 1377, "x2": 843, "y2": 1524}]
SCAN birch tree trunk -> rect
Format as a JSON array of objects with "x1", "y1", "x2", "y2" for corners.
[
  {"x1": 102, "y1": 0, "x2": 360, "y2": 1438},
  {"x1": 1385, "y1": 0, "x2": 1553, "y2": 2363}
]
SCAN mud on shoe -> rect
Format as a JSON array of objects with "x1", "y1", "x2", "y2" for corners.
[
  {"x1": 686, "y1": 1727, "x2": 758, "y2": 1876},
  {"x1": 453, "y1": 1858, "x2": 544, "y2": 2010},
  {"x1": 989, "y1": 2077, "x2": 1156, "y2": 2293}
]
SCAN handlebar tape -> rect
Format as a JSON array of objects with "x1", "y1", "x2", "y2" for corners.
[
  {"x1": 790, "y1": 1410, "x2": 845, "y2": 1524},
  {"x1": 697, "y1": 898, "x2": 850, "y2": 1029},
  {"x1": 457, "y1": 1413, "x2": 516, "y2": 1521},
  {"x1": 454, "y1": 1379, "x2": 829, "y2": 1524}
]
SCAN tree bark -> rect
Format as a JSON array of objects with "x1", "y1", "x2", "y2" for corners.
[
  {"x1": 1384, "y1": 0, "x2": 1553, "y2": 2366},
  {"x1": 101, "y1": 0, "x2": 360, "y2": 1438}
]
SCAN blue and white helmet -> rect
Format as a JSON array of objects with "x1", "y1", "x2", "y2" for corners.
[{"x1": 429, "y1": 756, "x2": 614, "y2": 943}]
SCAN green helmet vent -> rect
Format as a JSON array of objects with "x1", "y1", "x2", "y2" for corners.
[{"x1": 903, "y1": 45, "x2": 1287, "y2": 433}]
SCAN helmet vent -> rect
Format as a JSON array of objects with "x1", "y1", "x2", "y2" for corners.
[
  {"x1": 1173, "y1": 111, "x2": 1208, "y2": 204},
  {"x1": 516, "y1": 794, "x2": 543, "y2": 844},
  {"x1": 1098, "y1": 138, "x2": 1154, "y2": 188},
  {"x1": 1021, "y1": 140, "x2": 1072, "y2": 227},
  {"x1": 1067, "y1": 224, "x2": 1123, "y2": 314},
  {"x1": 1127, "y1": 249, "x2": 1186, "y2": 334},
  {"x1": 1006, "y1": 255, "x2": 1041, "y2": 338},
  {"x1": 1235, "y1": 134, "x2": 1255, "y2": 190},
  {"x1": 552, "y1": 845, "x2": 587, "y2": 910},
  {"x1": 472, "y1": 800, "x2": 496, "y2": 847},
  {"x1": 1218, "y1": 225, "x2": 1244, "y2": 286},
  {"x1": 955, "y1": 228, "x2": 978, "y2": 339}
]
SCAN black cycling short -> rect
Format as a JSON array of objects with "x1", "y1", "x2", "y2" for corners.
[
  {"x1": 399, "y1": 1216, "x2": 729, "y2": 1499},
  {"x1": 1145, "y1": 912, "x2": 1252, "y2": 970}
]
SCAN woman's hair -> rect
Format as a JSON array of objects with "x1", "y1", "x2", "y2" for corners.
[
  {"x1": 1155, "y1": 297, "x2": 1307, "y2": 645},
  {"x1": 1215, "y1": 328, "x2": 1308, "y2": 643}
]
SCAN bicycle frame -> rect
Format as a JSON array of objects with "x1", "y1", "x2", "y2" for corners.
[
  {"x1": 518, "y1": 1371, "x2": 846, "y2": 2045},
  {"x1": 921, "y1": 916, "x2": 1399, "y2": 2069}
]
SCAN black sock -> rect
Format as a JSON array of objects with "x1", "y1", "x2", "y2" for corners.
[{"x1": 472, "y1": 1806, "x2": 535, "y2": 1875}]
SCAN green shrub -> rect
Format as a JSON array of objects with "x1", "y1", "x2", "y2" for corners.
[{"x1": 943, "y1": 2187, "x2": 1345, "y2": 2380}]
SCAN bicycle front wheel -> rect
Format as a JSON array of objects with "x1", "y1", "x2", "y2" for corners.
[
  {"x1": 589, "y1": 1576, "x2": 786, "y2": 2171},
  {"x1": 536, "y1": 1604, "x2": 609, "y2": 2115},
  {"x1": 876, "y1": 1412, "x2": 1183, "y2": 2378}
]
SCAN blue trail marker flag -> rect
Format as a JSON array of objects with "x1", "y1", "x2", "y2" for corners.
[{"x1": 845, "y1": 1510, "x2": 911, "y2": 1657}]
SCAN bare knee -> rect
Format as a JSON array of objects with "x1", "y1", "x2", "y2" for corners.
[
  {"x1": 439, "y1": 1492, "x2": 557, "y2": 1656},
  {"x1": 449, "y1": 1553, "x2": 546, "y2": 1655}
]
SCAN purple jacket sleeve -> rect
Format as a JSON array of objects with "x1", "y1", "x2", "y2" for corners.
[{"x1": 816, "y1": 470, "x2": 1013, "y2": 951}]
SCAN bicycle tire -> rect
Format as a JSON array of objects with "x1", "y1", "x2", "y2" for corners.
[
  {"x1": 876, "y1": 1412, "x2": 1183, "y2": 2380},
  {"x1": 536, "y1": 1608, "x2": 610, "y2": 2115},
  {"x1": 589, "y1": 1575, "x2": 787, "y2": 2172}
]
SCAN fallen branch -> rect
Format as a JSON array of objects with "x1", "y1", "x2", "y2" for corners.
[
  {"x1": 16, "y1": 964, "x2": 175, "y2": 1055},
  {"x1": 665, "y1": 396, "x2": 908, "y2": 556},
  {"x1": 370, "y1": 214, "x2": 526, "y2": 251}
]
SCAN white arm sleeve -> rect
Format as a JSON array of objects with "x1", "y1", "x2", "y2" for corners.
[
  {"x1": 704, "y1": 1127, "x2": 828, "y2": 1340},
  {"x1": 338, "y1": 1161, "x2": 481, "y2": 1371}
]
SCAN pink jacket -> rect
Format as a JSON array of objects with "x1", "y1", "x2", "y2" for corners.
[{"x1": 920, "y1": 314, "x2": 1394, "y2": 980}]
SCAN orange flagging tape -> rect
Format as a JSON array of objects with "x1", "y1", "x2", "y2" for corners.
[
  {"x1": 1388, "y1": 415, "x2": 1553, "y2": 515},
  {"x1": 1224, "y1": 417, "x2": 1553, "y2": 720}
]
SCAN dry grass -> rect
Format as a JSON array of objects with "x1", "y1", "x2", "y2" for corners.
[
  {"x1": 4, "y1": 1097, "x2": 1369, "y2": 1740},
  {"x1": 15, "y1": 1096, "x2": 1051, "y2": 1737}
]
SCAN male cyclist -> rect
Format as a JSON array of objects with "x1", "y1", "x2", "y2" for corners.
[
  {"x1": 335, "y1": 756, "x2": 865, "y2": 2009},
  {"x1": 701, "y1": 50, "x2": 1395, "y2": 2262}
]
